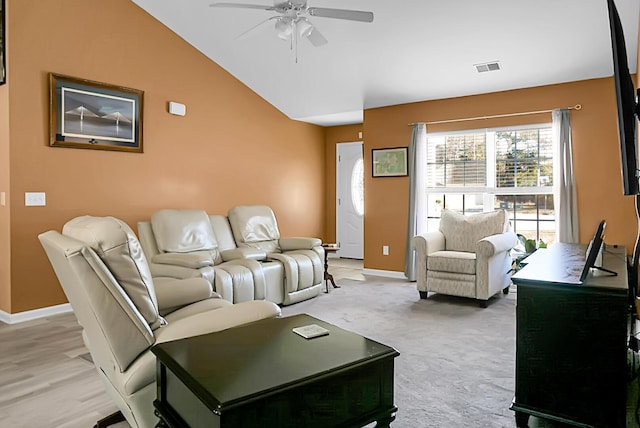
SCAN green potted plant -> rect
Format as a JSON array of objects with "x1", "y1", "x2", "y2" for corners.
[{"x1": 511, "y1": 234, "x2": 547, "y2": 272}]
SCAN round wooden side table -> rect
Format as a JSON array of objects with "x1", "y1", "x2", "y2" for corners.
[{"x1": 322, "y1": 244, "x2": 341, "y2": 293}]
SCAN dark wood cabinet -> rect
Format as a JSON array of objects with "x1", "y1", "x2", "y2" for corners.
[{"x1": 510, "y1": 243, "x2": 630, "y2": 427}]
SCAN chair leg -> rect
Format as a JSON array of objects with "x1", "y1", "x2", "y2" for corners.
[
  {"x1": 419, "y1": 291, "x2": 428, "y2": 299},
  {"x1": 93, "y1": 411, "x2": 126, "y2": 428},
  {"x1": 478, "y1": 300, "x2": 488, "y2": 308},
  {"x1": 503, "y1": 285, "x2": 510, "y2": 294}
]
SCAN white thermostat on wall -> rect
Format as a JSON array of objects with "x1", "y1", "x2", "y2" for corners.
[{"x1": 168, "y1": 101, "x2": 186, "y2": 116}]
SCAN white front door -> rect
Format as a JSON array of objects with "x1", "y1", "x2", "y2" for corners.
[{"x1": 336, "y1": 142, "x2": 364, "y2": 259}]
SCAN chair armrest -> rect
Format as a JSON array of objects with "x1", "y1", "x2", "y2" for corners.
[
  {"x1": 476, "y1": 231, "x2": 517, "y2": 257},
  {"x1": 154, "y1": 277, "x2": 214, "y2": 314},
  {"x1": 220, "y1": 248, "x2": 267, "y2": 261},
  {"x1": 279, "y1": 237, "x2": 322, "y2": 251},
  {"x1": 146, "y1": 263, "x2": 209, "y2": 280},
  {"x1": 154, "y1": 300, "x2": 282, "y2": 344},
  {"x1": 412, "y1": 231, "x2": 445, "y2": 257},
  {"x1": 152, "y1": 251, "x2": 214, "y2": 269}
]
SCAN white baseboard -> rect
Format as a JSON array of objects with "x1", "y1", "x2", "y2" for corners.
[
  {"x1": 362, "y1": 268, "x2": 408, "y2": 280},
  {"x1": 0, "y1": 303, "x2": 72, "y2": 324}
]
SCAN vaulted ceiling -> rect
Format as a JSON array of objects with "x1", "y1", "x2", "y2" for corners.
[{"x1": 132, "y1": 0, "x2": 640, "y2": 126}]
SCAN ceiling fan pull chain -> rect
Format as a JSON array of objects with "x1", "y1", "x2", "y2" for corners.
[{"x1": 294, "y1": 21, "x2": 299, "y2": 64}]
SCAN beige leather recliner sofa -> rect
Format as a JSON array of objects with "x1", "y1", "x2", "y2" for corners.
[
  {"x1": 39, "y1": 215, "x2": 281, "y2": 428},
  {"x1": 138, "y1": 206, "x2": 324, "y2": 306},
  {"x1": 228, "y1": 205, "x2": 324, "y2": 305},
  {"x1": 412, "y1": 209, "x2": 517, "y2": 307}
]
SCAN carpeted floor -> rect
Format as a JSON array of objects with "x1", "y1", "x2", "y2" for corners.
[
  {"x1": 281, "y1": 259, "x2": 640, "y2": 428},
  {"x1": 281, "y1": 273, "x2": 521, "y2": 428}
]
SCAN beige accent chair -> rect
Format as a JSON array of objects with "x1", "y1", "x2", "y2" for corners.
[
  {"x1": 39, "y1": 215, "x2": 281, "y2": 428},
  {"x1": 412, "y1": 209, "x2": 517, "y2": 307},
  {"x1": 228, "y1": 205, "x2": 324, "y2": 305}
]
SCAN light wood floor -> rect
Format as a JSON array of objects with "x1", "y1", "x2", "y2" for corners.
[
  {"x1": 0, "y1": 308, "x2": 122, "y2": 427},
  {"x1": 0, "y1": 258, "x2": 363, "y2": 428}
]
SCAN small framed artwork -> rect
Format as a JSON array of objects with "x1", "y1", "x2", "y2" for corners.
[
  {"x1": 372, "y1": 147, "x2": 408, "y2": 177},
  {"x1": 49, "y1": 73, "x2": 144, "y2": 153}
]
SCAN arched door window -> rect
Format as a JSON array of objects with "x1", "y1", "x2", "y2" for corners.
[{"x1": 351, "y1": 158, "x2": 364, "y2": 216}]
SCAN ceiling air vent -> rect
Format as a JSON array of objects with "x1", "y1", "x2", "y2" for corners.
[{"x1": 475, "y1": 61, "x2": 501, "y2": 73}]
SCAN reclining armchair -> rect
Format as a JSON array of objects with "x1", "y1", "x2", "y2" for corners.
[
  {"x1": 412, "y1": 209, "x2": 517, "y2": 307},
  {"x1": 39, "y1": 215, "x2": 281, "y2": 428},
  {"x1": 228, "y1": 205, "x2": 324, "y2": 305}
]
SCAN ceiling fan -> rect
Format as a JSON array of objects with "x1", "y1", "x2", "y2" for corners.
[{"x1": 210, "y1": 1, "x2": 374, "y2": 53}]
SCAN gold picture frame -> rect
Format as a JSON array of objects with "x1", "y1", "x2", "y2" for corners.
[{"x1": 49, "y1": 73, "x2": 144, "y2": 153}]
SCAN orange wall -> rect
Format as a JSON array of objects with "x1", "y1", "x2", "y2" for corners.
[
  {"x1": 4, "y1": 1, "x2": 639, "y2": 314},
  {"x1": 324, "y1": 124, "x2": 363, "y2": 243},
  {"x1": 361, "y1": 78, "x2": 637, "y2": 272},
  {"x1": 0, "y1": 0, "x2": 9, "y2": 312},
  {"x1": 0, "y1": 30, "x2": 9, "y2": 312},
  {"x1": 4, "y1": 0, "x2": 326, "y2": 313}
]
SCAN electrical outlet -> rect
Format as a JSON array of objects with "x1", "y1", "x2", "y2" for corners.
[{"x1": 383, "y1": 245, "x2": 389, "y2": 256}]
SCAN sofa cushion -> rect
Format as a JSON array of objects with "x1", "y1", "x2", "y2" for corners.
[
  {"x1": 208, "y1": 215, "x2": 238, "y2": 251},
  {"x1": 63, "y1": 215, "x2": 165, "y2": 330},
  {"x1": 151, "y1": 209, "x2": 218, "y2": 253},
  {"x1": 439, "y1": 209, "x2": 508, "y2": 253},
  {"x1": 427, "y1": 250, "x2": 476, "y2": 275},
  {"x1": 228, "y1": 205, "x2": 281, "y2": 252}
]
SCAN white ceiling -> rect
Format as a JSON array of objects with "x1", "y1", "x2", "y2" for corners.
[{"x1": 131, "y1": 0, "x2": 640, "y2": 126}]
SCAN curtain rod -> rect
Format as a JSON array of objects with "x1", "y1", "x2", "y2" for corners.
[{"x1": 408, "y1": 104, "x2": 582, "y2": 126}]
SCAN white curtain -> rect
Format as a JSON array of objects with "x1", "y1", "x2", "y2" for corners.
[
  {"x1": 405, "y1": 123, "x2": 428, "y2": 281},
  {"x1": 552, "y1": 108, "x2": 579, "y2": 243}
]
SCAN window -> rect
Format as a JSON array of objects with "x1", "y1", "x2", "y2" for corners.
[
  {"x1": 424, "y1": 125, "x2": 555, "y2": 244},
  {"x1": 351, "y1": 158, "x2": 364, "y2": 216}
]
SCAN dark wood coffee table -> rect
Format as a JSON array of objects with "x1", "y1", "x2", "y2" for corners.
[{"x1": 152, "y1": 314, "x2": 400, "y2": 428}]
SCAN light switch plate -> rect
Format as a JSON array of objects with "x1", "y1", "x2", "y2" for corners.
[{"x1": 25, "y1": 192, "x2": 46, "y2": 206}]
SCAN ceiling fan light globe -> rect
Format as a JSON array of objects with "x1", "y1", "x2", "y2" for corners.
[
  {"x1": 275, "y1": 18, "x2": 292, "y2": 39},
  {"x1": 297, "y1": 20, "x2": 314, "y2": 38}
]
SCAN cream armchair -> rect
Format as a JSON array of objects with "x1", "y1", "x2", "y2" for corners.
[
  {"x1": 412, "y1": 209, "x2": 517, "y2": 307},
  {"x1": 39, "y1": 215, "x2": 281, "y2": 428}
]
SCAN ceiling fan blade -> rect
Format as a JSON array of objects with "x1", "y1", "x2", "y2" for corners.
[
  {"x1": 307, "y1": 7, "x2": 374, "y2": 23},
  {"x1": 235, "y1": 16, "x2": 279, "y2": 40},
  {"x1": 210, "y1": 2, "x2": 276, "y2": 11},
  {"x1": 306, "y1": 26, "x2": 328, "y2": 47}
]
